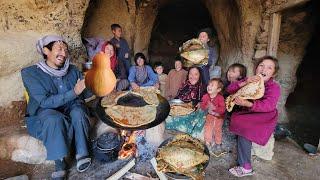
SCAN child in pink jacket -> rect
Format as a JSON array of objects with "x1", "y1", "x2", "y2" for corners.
[{"x1": 228, "y1": 56, "x2": 281, "y2": 177}]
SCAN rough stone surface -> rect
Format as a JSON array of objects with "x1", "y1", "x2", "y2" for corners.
[
  {"x1": 254, "y1": 49, "x2": 267, "y2": 58},
  {"x1": 0, "y1": 134, "x2": 47, "y2": 164},
  {"x1": 0, "y1": 0, "x2": 89, "y2": 107},
  {"x1": 276, "y1": 7, "x2": 313, "y2": 123}
]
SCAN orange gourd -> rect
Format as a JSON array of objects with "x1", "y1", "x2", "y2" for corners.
[{"x1": 85, "y1": 52, "x2": 116, "y2": 97}]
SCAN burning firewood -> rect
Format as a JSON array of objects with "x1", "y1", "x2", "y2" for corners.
[{"x1": 118, "y1": 130, "x2": 137, "y2": 159}]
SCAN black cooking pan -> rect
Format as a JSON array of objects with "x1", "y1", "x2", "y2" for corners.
[{"x1": 94, "y1": 93, "x2": 170, "y2": 130}]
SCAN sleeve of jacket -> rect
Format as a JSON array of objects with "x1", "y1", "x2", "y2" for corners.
[
  {"x1": 249, "y1": 82, "x2": 281, "y2": 113},
  {"x1": 128, "y1": 66, "x2": 136, "y2": 83},
  {"x1": 200, "y1": 94, "x2": 209, "y2": 110},
  {"x1": 215, "y1": 95, "x2": 226, "y2": 115},
  {"x1": 207, "y1": 46, "x2": 218, "y2": 67},
  {"x1": 21, "y1": 68, "x2": 77, "y2": 109},
  {"x1": 226, "y1": 78, "x2": 246, "y2": 94}
]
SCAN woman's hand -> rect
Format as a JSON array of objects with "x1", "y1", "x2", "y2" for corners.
[
  {"x1": 131, "y1": 82, "x2": 139, "y2": 90},
  {"x1": 239, "y1": 75, "x2": 261, "y2": 87},
  {"x1": 154, "y1": 83, "x2": 160, "y2": 89},
  {"x1": 233, "y1": 96, "x2": 253, "y2": 107},
  {"x1": 246, "y1": 75, "x2": 261, "y2": 84},
  {"x1": 195, "y1": 103, "x2": 200, "y2": 110}
]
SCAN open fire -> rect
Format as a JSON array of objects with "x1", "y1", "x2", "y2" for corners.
[{"x1": 118, "y1": 130, "x2": 137, "y2": 159}]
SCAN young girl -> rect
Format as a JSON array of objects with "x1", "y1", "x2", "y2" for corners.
[
  {"x1": 200, "y1": 78, "x2": 225, "y2": 154},
  {"x1": 128, "y1": 53, "x2": 159, "y2": 90},
  {"x1": 228, "y1": 56, "x2": 281, "y2": 177},
  {"x1": 223, "y1": 63, "x2": 247, "y2": 97},
  {"x1": 101, "y1": 41, "x2": 129, "y2": 91}
]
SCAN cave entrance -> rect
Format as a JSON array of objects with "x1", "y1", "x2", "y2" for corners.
[
  {"x1": 284, "y1": 2, "x2": 320, "y2": 147},
  {"x1": 148, "y1": 0, "x2": 217, "y2": 73}
]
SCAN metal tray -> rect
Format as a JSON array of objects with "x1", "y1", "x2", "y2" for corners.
[{"x1": 156, "y1": 136, "x2": 210, "y2": 179}]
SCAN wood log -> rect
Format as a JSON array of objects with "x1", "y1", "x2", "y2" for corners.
[
  {"x1": 267, "y1": 13, "x2": 282, "y2": 57},
  {"x1": 150, "y1": 157, "x2": 168, "y2": 180},
  {"x1": 123, "y1": 172, "x2": 158, "y2": 180},
  {"x1": 106, "y1": 159, "x2": 135, "y2": 180},
  {"x1": 267, "y1": 0, "x2": 310, "y2": 14}
]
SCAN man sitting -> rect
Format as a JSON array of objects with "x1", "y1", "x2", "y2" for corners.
[{"x1": 21, "y1": 35, "x2": 92, "y2": 179}]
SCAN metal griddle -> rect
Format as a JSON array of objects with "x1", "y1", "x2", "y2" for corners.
[{"x1": 94, "y1": 93, "x2": 170, "y2": 130}]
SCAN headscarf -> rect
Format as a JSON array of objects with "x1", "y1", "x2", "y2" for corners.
[
  {"x1": 101, "y1": 41, "x2": 117, "y2": 71},
  {"x1": 35, "y1": 35, "x2": 70, "y2": 77}
]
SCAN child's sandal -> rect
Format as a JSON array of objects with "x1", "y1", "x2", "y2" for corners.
[{"x1": 229, "y1": 166, "x2": 253, "y2": 177}]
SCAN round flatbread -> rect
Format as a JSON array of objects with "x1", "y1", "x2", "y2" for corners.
[
  {"x1": 101, "y1": 91, "x2": 127, "y2": 108},
  {"x1": 106, "y1": 104, "x2": 157, "y2": 127},
  {"x1": 133, "y1": 87, "x2": 160, "y2": 105}
]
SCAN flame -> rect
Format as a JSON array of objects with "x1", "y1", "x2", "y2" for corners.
[{"x1": 118, "y1": 130, "x2": 137, "y2": 159}]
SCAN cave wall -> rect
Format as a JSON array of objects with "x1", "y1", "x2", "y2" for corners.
[
  {"x1": 0, "y1": 0, "x2": 90, "y2": 127},
  {"x1": 0, "y1": 0, "x2": 313, "y2": 126},
  {"x1": 82, "y1": 0, "x2": 157, "y2": 56}
]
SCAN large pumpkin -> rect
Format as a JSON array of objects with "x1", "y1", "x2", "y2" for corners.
[{"x1": 85, "y1": 52, "x2": 116, "y2": 96}]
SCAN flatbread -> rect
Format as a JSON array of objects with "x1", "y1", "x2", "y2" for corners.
[
  {"x1": 225, "y1": 75, "x2": 265, "y2": 112},
  {"x1": 169, "y1": 103, "x2": 194, "y2": 117},
  {"x1": 133, "y1": 87, "x2": 160, "y2": 105},
  {"x1": 101, "y1": 91, "x2": 127, "y2": 108},
  {"x1": 106, "y1": 104, "x2": 157, "y2": 127}
]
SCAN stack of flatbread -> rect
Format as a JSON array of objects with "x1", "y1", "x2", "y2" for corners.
[
  {"x1": 169, "y1": 102, "x2": 194, "y2": 117},
  {"x1": 225, "y1": 75, "x2": 265, "y2": 112},
  {"x1": 179, "y1": 38, "x2": 209, "y2": 67},
  {"x1": 101, "y1": 87, "x2": 160, "y2": 127}
]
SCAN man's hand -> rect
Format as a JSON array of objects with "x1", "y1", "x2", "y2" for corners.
[
  {"x1": 124, "y1": 53, "x2": 129, "y2": 59},
  {"x1": 233, "y1": 96, "x2": 253, "y2": 107},
  {"x1": 131, "y1": 82, "x2": 140, "y2": 90},
  {"x1": 74, "y1": 79, "x2": 86, "y2": 95}
]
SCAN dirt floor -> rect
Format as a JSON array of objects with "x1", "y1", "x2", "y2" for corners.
[{"x1": 1, "y1": 134, "x2": 319, "y2": 179}]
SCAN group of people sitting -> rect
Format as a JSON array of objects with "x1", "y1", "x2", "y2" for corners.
[{"x1": 20, "y1": 22, "x2": 281, "y2": 179}]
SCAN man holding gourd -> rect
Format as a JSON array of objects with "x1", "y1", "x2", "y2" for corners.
[{"x1": 21, "y1": 35, "x2": 92, "y2": 179}]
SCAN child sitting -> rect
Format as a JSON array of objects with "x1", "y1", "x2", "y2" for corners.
[
  {"x1": 200, "y1": 78, "x2": 226, "y2": 154},
  {"x1": 154, "y1": 61, "x2": 168, "y2": 97},
  {"x1": 228, "y1": 56, "x2": 281, "y2": 177},
  {"x1": 165, "y1": 58, "x2": 187, "y2": 100},
  {"x1": 223, "y1": 63, "x2": 247, "y2": 97}
]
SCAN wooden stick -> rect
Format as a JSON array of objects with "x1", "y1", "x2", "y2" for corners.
[
  {"x1": 106, "y1": 159, "x2": 135, "y2": 180},
  {"x1": 267, "y1": 13, "x2": 281, "y2": 57},
  {"x1": 150, "y1": 157, "x2": 168, "y2": 180},
  {"x1": 123, "y1": 172, "x2": 158, "y2": 180}
]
